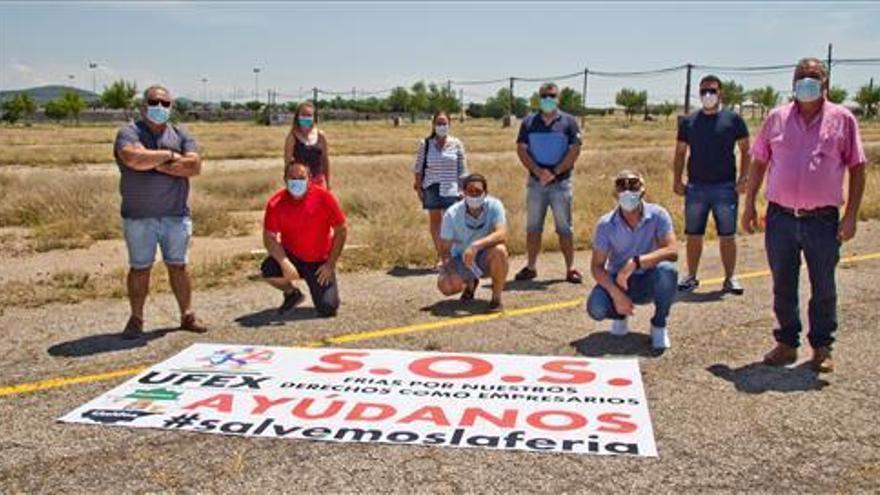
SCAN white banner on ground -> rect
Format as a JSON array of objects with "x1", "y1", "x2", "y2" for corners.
[{"x1": 60, "y1": 344, "x2": 657, "y2": 457}]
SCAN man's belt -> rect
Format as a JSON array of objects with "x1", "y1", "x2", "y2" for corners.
[{"x1": 769, "y1": 202, "x2": 839, "y2": 218}]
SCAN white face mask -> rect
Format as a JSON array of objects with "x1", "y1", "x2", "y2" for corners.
[
  {"x1": 701, "y1": 93, "x2": 719, "y2": 110},
  {"x1": 434, "y1": 124, "x2": 449, "y2": 138},
  {"x1": 465, "y1": 194, "x2": 486, "y2": 210}
]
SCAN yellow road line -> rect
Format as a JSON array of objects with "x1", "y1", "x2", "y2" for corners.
[{"x1": 2, "y1": 251, "x2": 879, "y2": 399}]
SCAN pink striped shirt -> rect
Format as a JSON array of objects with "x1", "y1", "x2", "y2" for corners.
[{"x1": 751, "y1": 101, "x2": 866, "y2": 210}]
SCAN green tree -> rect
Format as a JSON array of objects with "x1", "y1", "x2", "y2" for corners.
[
  {"x1": 656, "y1": 101, "x2": 677, "y2": 121},
  {"x1": 61, "y1": 91, "x2": 86, "y2": 124},
  {"x1": 426, "y1": 83, "x2": 461, "y2": 114},
  {"x1": 558, "y1": 87, "x2": 583, "y2": 115},
  {"x1": 749, "y1": 85, "x2": 780, "y2": 119},
  {"x1": 485, "y1": 88, "x2": 528, "y2": 119},
  {"x1": 409, "y1": 81, "x2": 429, "y2": 122},
  {"x1": 721, "y1": 79, "x2": 745, "y2": 109},
  {"x1": 43, "y1": 99, "x2": 68, "y2": 123},
  {"x1": 855, "y1": 82, "x2": 880, "y2": 118},
  {"x1": 827, "y1": 86, "x2": 848, "y2": 104},
  {"x1": 1, "y1": 93, "x2": 36, "y2": 124},
  {"x1": 101, "y1": 80, "x2": 137, "y2": 118},
  {"x1": 220, "y1": 101, "x2": 233, "y2": 110},
  {"x1": 615, "y1": 88, "x2": 647, "y2": 120},
  {"x1": 387, "y1": 86, "x2": 410, "y2": 113}
]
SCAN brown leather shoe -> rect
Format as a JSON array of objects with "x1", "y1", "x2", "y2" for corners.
[
  {"x1": 180, "y1": 313, "x2": 208, "y2": 334},
  {"x1": 121, "y1": 315, "x2": 144, "y2": 340},
  {"x1": 763, "y1": 343, "x2": 797, "y2": 366},
  {"x1": 810, "y1": 347, "x2": 834, "y2": 373}
]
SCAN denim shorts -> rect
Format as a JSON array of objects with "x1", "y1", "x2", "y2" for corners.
[
  {"x1": 445, "y1": 250, "x2": 490, "y2": 282},
  {"x1": 684, "y1": 181, "x2": 738, "y2": 236},
  {"x1": 422, "y1": 183, "x2": 459, "y2": 210},
  {"x1": 122, "y1": 216, "x2": 192, "y2": 269},
  {"x1": 526, "y1": 176, "x2": 573, "y2": 235}
]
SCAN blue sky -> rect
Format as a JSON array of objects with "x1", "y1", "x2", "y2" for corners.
[{"x1": 2, "y1": 1, "x2": 878, "y2": 105}]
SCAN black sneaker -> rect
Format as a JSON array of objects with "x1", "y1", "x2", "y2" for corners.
[
  {"x1": 460, "y1": 280, "x2": 476, "y2": 302},
  {"x1": 121, "y1": 315, "x2": 144, "y2": 340},
  {"x1": 487, "y1": 299, "x2": 504, "y2": 314},
  {"x1": 514, "y1": 266, "x2": 537, "y2": 281},
  {"x1": 278, "y1": 288, "x2": 305, "y2": 314}
]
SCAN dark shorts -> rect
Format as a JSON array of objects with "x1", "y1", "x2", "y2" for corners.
[
  {"x1": 261, "y1": 253, "x2": 340, "y2": 317},
  {"x1": 422, "y1": 183, "x2": 459, "y2": 211},
  {"x1": 685, "y1": 181, "x2": 738, "y2": 237}
]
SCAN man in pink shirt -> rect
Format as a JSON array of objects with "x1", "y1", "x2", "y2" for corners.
[{"x1": 743, "y1": 58, "x2": 867, "y2": 373}]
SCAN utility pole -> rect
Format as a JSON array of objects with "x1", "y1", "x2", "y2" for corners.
[
  {"x1": 827, "y1": 43, "x2": 833, "y2": 87},
  {"x1": 88, "y1": 62, "x2": 98, "y2": 95},
  {"x1": 253, "y1": 67, "x2": 261, "y2": 102},
  {"x1": 313, "y1": 87, "x2": 319, "y2": 123},
  {"x1": 683, "y1": 63, "x2": 693, "y2": 114},
  {"x1": 459, "y1": 88, "x2": 465, "y2": 122},
  {"x1": 505, "y1": 77, "x2": 515, "y2": 127},
  {"x1": 581, "y1": 68, "x2": 589, "y2": 126},
  {"x1": 201, "y1": 77, "x2": 208, "y2": 104}
]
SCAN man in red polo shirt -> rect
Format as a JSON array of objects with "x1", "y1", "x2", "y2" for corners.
[{"x1": 261, "y1": 161, "x2": 348, "y2": 317}]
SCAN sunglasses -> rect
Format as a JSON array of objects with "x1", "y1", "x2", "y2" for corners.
[
  {"x1": 147, "y1": 99, "x2": 172, "y2": 108},
  {"x1": 699, "y1": 88, "x2": 719, "y2": 96},
  {"x1": 615, "y1": 177, "x2": 643, "y2": 192},
  {"x1": 540, "y1": 94, "x2": 558, "y2": 99}
]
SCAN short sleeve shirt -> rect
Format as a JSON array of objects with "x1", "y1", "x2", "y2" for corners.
[
  {"x1": 440, "y1": 196, "x2": 507, "y2": 257},
  {"x1": 516, "y1": 111, "x2": 582, "y2": 180},
  {"x1": 751, "y1": 101, "x2": 866, "y2": 209},
  {"x1": 263, "y1": 186, "x2": 346, "y2": 262},
  {"x1": 677, "y1": 109, "x2": 749, "y2": 184},
  {"x1": 114, "y1": 120, "x2": 199, "y2": 219},
  {"x1": 593, "y1": 203, "x2": 674, "y2": 274}
]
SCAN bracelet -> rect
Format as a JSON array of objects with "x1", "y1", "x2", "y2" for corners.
[{"x1": 633, "y1": 256, "x2": 641, "y2": 270}]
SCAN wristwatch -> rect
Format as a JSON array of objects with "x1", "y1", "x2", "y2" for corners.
[{"x1": 633, "y1": 256, "x2": 641, "y2": 270}]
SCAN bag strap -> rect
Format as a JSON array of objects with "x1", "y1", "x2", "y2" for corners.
[{"x1": 420, "y1": 136, "x2": 431, "y2": 177}]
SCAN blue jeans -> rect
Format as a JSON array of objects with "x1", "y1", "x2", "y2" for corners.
[
  {"x1": 586, "y1": 261, "x2": 678, "y2": 328},
  {"x1": 684, "y1": 181, "x2": 738, "y2": 236},
  {"x1": 122, "y1": 216, "x2": 192, "y2": 269},
  {"x1": 526, "y1": 176, "x2": 573, "y2": 235},
  {"x1": 765, "y1": 203, "x2": 840, "y2": 349}
]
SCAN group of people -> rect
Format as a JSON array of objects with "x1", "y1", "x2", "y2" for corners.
[{"x1": 113, "y1": 57, "x2": 866, "y2": 373}]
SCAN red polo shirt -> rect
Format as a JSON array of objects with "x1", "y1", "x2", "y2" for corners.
[{"x1": 263, "y1": 186, "x2": 346, "y2": 262}]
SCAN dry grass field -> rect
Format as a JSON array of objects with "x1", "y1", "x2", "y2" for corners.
[{"x1": 1, "y1": 116, "x2": 878, "y2": 306}]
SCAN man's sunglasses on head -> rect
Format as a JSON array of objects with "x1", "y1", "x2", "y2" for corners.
[
  {"x1": 147, "y1": 99, "x2": 172, "y2": 108},
  {"x1": 615, "y1": 177, "x2": 642, "y2": 191}
]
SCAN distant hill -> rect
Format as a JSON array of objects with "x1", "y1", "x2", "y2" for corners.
[{"x1": 0, "y1": 85, "x2": 99, "y2": 105}]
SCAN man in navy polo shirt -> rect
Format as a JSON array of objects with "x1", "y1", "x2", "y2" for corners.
[
  {"x1": 674, "y1": 75, "x2": 751, "y2": 295},
  {"x1": 586, "y1": 170, "x2": 679, "y2": 351},
  {"x1": 514, "y1": 82, "x2": 583, "y2": 284}
]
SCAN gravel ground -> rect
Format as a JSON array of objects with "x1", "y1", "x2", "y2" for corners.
[{"x1": 1, "y1": 223, "x2": 880, "y2": 493}]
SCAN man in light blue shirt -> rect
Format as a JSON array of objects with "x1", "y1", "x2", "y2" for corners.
[
  {"x1": 587, "y1": 170, "x2": 679, "y2": 351},
  {"x1": 438, "y1": 174, "x2": 509, "y2": 313}
]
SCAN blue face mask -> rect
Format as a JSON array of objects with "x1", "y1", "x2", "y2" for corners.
[
  {"x1": 540, "y1": 97, "x2": 558, "y2": 114},
  {"x1": 794, "y1": 77, "x2": 822, "y2": 103},
  {"x1": 298, "y1": 116, "x2": 314, "y2": 128},
  {"x1": 287, "y1": 178, "x2": 308, "y2": 198},
  {"x1": 618, "y1": 191, "x2": 642, "y2": 212},
  {"x1": 146, "y1": 105, "x2": 171, "y2": 125}
]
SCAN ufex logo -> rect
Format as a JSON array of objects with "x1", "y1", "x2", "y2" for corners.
[{"x1": 197, "y1": 348, "x2": 274, "y2": 369}]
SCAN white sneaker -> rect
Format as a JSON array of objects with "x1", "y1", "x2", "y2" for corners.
[
  {"x1": 610, "y1": 318, "x2": 629, "y2": 336},
  {"x1": 651, "y1": 326, "x2": 671, "y2": 350}
]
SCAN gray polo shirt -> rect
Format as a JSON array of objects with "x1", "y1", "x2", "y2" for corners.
[{"x1": 114, "y1": 120, "x2": 199, "y2": 219}]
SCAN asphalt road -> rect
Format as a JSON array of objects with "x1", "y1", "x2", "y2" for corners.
[{"x1": 2, "y1": 223, "x2": 880, "y2": 493}]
